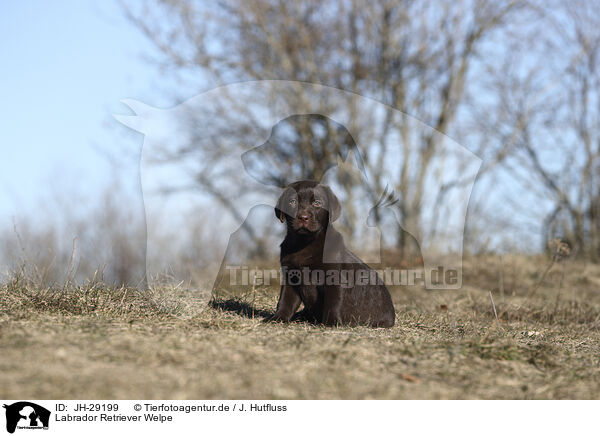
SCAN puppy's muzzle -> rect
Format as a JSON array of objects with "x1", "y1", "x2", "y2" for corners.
[{"x1": 294, "y1": 212, "x2": 314, "y2": 229}]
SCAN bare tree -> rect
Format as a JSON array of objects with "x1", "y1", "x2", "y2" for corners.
[
  {"x1": 477, "y1": 0, "x2": 600, "y2": 259},
  {"x1": 122, "y1": 0, "x2": 528, "y2": 259},
  {"x1": 1, "y1": 184, "x2": 147, "y2": 287}
]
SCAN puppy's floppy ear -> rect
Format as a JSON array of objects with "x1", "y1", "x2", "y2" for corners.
[
  {"x1": 321, "y1": 185, "x2": 341, "y2": 222},
  {"x1": 275, "y1": 187, "x2": 292, "y2": 223}
]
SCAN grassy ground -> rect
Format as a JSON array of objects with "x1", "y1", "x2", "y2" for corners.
[{"x1": 1, "y1": 255, "x2": 599, "y2": 399}]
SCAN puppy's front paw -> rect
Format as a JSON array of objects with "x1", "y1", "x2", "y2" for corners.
[
  {"x1": 263, "y1": 313, "x2": 290, "y2": 323},
  {"x1": 323, "y1": 312, "x2": 342, "y2": 327}
]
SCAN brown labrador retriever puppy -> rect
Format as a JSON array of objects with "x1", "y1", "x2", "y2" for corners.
[{"x1": 269, "y1": 180, "x2": 395, "y2": 327}]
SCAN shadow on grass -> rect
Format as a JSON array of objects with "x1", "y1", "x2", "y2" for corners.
[
  {"x1": 209, "y1": 297, "x2": 319, "y2": 324},
  {"x1": 209, "y1": 298, "x2": 274, "y2": 319}
]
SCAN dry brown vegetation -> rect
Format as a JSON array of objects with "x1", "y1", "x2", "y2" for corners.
[{"x1": 1, "y1": 254, "x2": 599, "y2": 399}]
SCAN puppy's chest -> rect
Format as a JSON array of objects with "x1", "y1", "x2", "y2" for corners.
[{"x1": 281, "y1": 248, "x2": 323, "y2": 268}]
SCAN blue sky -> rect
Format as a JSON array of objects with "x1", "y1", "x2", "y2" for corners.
[
  {"x1": 0, "y1": 1, "x2": 553, "y2": 253},
  {"x1": 0, "y1": 1, "x2": 170, "y2": 223}
]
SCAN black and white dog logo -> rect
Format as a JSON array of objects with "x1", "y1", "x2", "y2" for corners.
[{"x1": 3, "y1": 402, "x2": 50, "y2": 434}]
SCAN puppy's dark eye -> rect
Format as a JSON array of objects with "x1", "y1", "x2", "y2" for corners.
[
  {"x1": 289, "y1": 199, "x2": 297, "y2": 207},
  {"x1": 312, "y1": 199, "x2": 323, "y2": 208}
]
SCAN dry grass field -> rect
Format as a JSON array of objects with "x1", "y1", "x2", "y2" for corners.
[{"x1": 1, "y1": 255, "x2": 599, "y2": 399}]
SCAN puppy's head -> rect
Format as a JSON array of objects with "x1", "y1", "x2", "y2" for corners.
[{"x1": 275, "y1": 181, "x2": 341, "y2": 234}]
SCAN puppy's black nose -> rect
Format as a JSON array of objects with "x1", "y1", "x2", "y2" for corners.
[{"x1": 298, "y1": 213, "x2": 310, "y2": 222}]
